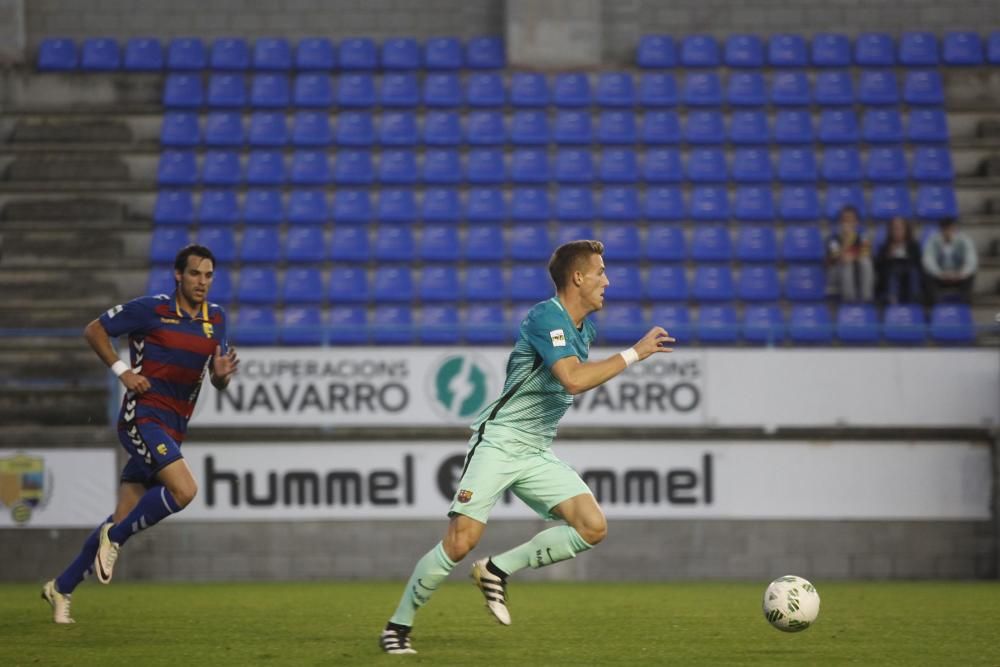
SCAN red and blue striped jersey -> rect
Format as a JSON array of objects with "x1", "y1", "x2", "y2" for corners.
[{"x1": 100, "y1": 293, "x2": 228, "y2": 443}]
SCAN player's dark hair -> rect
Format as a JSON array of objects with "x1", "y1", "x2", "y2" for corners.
[
  {"x1": 174, "y1": 244, "x2": 216, "y2": 276},
  {"x1": 838, "y1": 205, "x2": 859, "y2": 221},
  {"x1": 548, "y1": 240, "x2": 605, "y2": 291}
]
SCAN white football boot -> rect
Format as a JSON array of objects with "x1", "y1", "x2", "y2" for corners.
[
  {"x1": 93, "y1": 522, "x2": 121, "y2": 584},
  {"x1": 379, "y1": 625, "x2": 417, "y2": 654},
  {"x1": 470, "y1": 558, "x2": 511, "y2": 625},
  {"x1": 41, "y1": 580, "x2": 74, "y2": 624}
]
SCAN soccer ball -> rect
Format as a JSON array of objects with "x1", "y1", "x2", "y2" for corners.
[{"x1": 762, "y1": 575, "x2": 820, "y2": 632}]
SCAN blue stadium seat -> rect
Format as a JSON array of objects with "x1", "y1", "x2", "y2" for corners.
[
  {"x1": 465, "y1": 36, "x2": 507, "y2": 69},
  {"x1": 420, "y1": 149, "x2": 459, "y2": 185},
  {"x1": 645, "y1": 265, "x2": 689, "y2": 301},
  {"x1": 425, "y1": 37, "x2": 463, "y2": 70},
  {"x1": 376, "y1": 111, "x2": 416, "y2": 147},
  {"x1": 825, "y1": 185, "x2": 866, "y2": 220},
  {"x1": 781, "y1": 225, "x2": 825, "y2": 262},
  {"x1": 686, "y1": 148, "x2": 728, "y2": 183},
  {"x1": 736, "y1": 226, "x2": 778, "y2": 262},
  {"x1": 379, "y1": 73, "x2": 418, "y2": 108},
  {"x1": 197, "y1": 226, "x2": 235, "y2": 262},
  {"x1": 685, "y1": 110, "x2": 725, "y2": 144},
  {"x1": 467, "y1": 222, "x2": 507, "y2": 261},
  {"x1": 930, "y1": 304, "x2": 975, "y2": 344},
  {"x1": 600, "y1": 148, "x2": 638, "y2": 183},
  {"x1": 509, "y1": 225, "x2": 551, "y2": 261},
  {"x1": 733, "y1": 185, "x2": 775, "y2": 222},
  {"x1": 643, "y1": 148, "x2": 683, "y2": 183},
  {"x1": 198, "y1": 190, "x2": 239, "y2": 225},
  {"x1": 463, "y1": 304, "x2": 507, "y2": 344},
  {"x1": 149, "y1": 228, "x2": 190, "y2": 263},
  {"x1": 333, "y1": 150, "x2": 373, "y2": 185},
  {"x1": 289, "y1": 150, "x2": 330, "y2": 185},
  {"x1": 422, "y1": 111, "x2": 461, "y2": 146},
  {"x1": 210, "y1": 38, "x2": 249, "y2": 70},
  {"x1": 466, "y1": 72, "x2": 505, "y2": 107},
  {"x1": 466, "y1": 188, "x2": 506, "y2": 222},
  {"x1": 822, "y1": 146, "x2": 862, "y2": 182},
  {"x1": 231, "y1": 307, "x2": 278, "y2": 346},
  {"x1": 731, "y1": 148, "x2": 772, "y2": 183},
  {"x1": 855, "y1": 33, "x2": 895, "y2": 66},
  {"x1": 419, "y1": 224, "x2": 460, "y2": 261},
  {"x1": 729, "y1": 110, "x2": 769, "y2": 145},
  {"x1": 727, "y1": 72, "x2": 767, "y2": 107},
  {"x1": 208, "y1": 268, "x2": 233, "y2": 305},
  {"x1": 553, "y1": 111, "x2": 592, "y2": 144},
  {"x1": 466, "y1": 111, "x2": 505, "y2": 145},
  {"x1": 245, "y1": 150, "x2": 284, "y2": 185},
  {"x1": 253, "y1": 38, "x2": 291, "y2": 70},
  {"x1": 817, "y1": 109, "x2": 859, "y2": 144},
  {"x1": 553, "y1": 223, "x2": 595, "y2": 249},
  {"x1": 125, "y1": 38, "x2": 163, "y2": 71},
  {"x1": 291, "y1": 111, "x2": 331, "y2": 147},
  {"x1": 81, "y1": 38, "x2": 121, "y2": 71},
  {"x1": 725, "y1": 34, "x2": 764, "y2": 68},
  {"x1": 326, "y1": 306, "x2": 367, "y2": 345},
  {"x1": 785, "y1": 265, "x2": 826, "y2": 300},
  {"x1": 552, "y1": 73, "x2": 591, "y2": 107},
  {"x1": 373, "y1": 227, "x2": 415, "y2": 263},
  {"x1": 692, "y1": 265, "x2": 735, "y2": 301},
  {"x1": 329, "y1": 226, "x2": 369, "y2": 263},
  {"x1": 779, "y1": 186, "x2": 820, "y2": 221},
  {"x1": 337, "y1": 73, "x2": 375, "y2": 107},
  {"x1": 418, "y1": 266, "x2": 460, "y2": 302},
  {"x1": 866, "y1": 146, "x2": 907, "y2": 182},
  {"x1": 237, "y1": 267, "x2": 278, "y2": 304},
  {"x1": 38, "y1": 38, "x2": 77, "y2": 71},
  {"x1": 602, "y1": 225, "x2": 641, "y2": 261},
  {"x1": 207, "y1": 74, "x2": 246, "y2": 108},
  {"x1": 770, "y1": 71, "x2": 810, "y2": 106},
  {"x1": 511, "y1": 148, "x2": 549, "y2": 184},
  {"x1": 335, "y1": 111, "x2": 374, "y2": 146},
  {"x1": 280, "y1": 306, "x2": 324, "y2": 346},
  {"x1": 157, "y1": 150, "x2": 198, "y2": 186},
  {"x1": 338, "y1": 38, "x2": 376, "y2": 70},
  {"x1": 202, "y1": 112, "x2": 242, "y2": 146},
  {"x1": 240, "y1": 226, "x2": 281, "y2": 263},
  {"x1": 769, "y1": 34, "x2": 808, "y2": 67},
  {"x1": 381, "y1": 37, "x2": 419, "y2": 70},
  {"x1": 464, "y1": 265, "x2": 504, "y2": 301},
  {"x1": 883, "y1": 304, "x2": 927, "y2": 344},
  {"x1": 689, "y1": 186, "x2": 729, "y2": 221},
  {"x1": 248, "y1": 112, "x2": 287, "y2": 146},
  {"x1": 649, "y1": 304, "x2": 693, "y2": 342},
  {"x1": 466, "y1": 148, "x2": 505, "y2": 184},
  {"x1": 596, "y1": 72, "x2": 635, "y2": 107},
  {"x1": 641, "y1": 111, "x2": 681, "y2": 144},
  {"x1": 789, "y1": 304, "x2": 833, "y2": 344},
  {"x1": 682, "y1": 72, "x2": 723, "y2": 106},
  {"x1": 166, "y1": 38, "x2": 205, "y2": 70},
  {"x1": 146, "y1": 267, "x2": 177, "y2": 296},
  {"x1": 250, "y1": 73, "x2": 290, "y2": 108},
  {"x1": 282, "y1": 266, "x2": 323, "y2": 303},
  {"x1": 331, "y1": 190, "x2": 371, "y2": 225},
  {"x1": 597, "y1": 111, "x2": 637, "y2": 144},
  {"x1": 600, "y1": 187, "x2": 640, "y2": 221},
  {"x1": 915, "y1": 185, "x2": 957, "y2": 220},
  {"x1": 243, "y1": 189, "x2": 282, "y2": 224},
  {"x1": 773, "y1": 109, "x2": 813, "y2": 144},
  {"x1": 372, "y1": 306, "x2": 414, "y2": 344},
  {"x1": 421, "y1": 188, "x2": 461, "y2": 223},
  {"x1": 295, "y1": 38, "x2": 334, "y2": 70},
  {"x1": 555, "y1": 187, "x2": 595, "y2": 221},
  {"x1": 862, "y1": 109, "x2": 903, "y2": 143},
  {"x1": 899, "y1": 32, "x2": 938, "y2": 67},
  {"x1": 510, "y1": 265, "x2": 553, "y2": 302},
  {"x1": 638, "y1": 73, "x2": 679, "y2": 107},
  {"x1": 377, "y1": 189, "x2": 417, "y2": 223},
  {"x1": 154, "y1": 190, "x2": 194, "y2": 225},
  {"x1": 903, "y1": 70, "x2": 944, "y2": 106},
  {"x1": 698, "y1": 304, "x2": 740, "y2": 345},
  {"x1": 637, "y1": 35, "x2": 676, "y2": 68},
  {"x1": 943, "y1": 32, "x2": 984, "y2": 66},
  {"x1": 911, "y1": 147, "x2": 953, "y2": 182},
  {"x1": 379, "y1": 150, "x2": 419, "y2": 185},
  {"x1": 870, "y1": 185, "x2": 911, "y2": 219},
  {"x1": 510, "y1": 111, "x2": 549, "y2": 146},
  {"x1": 510, "y1": 188, "x2": 549, "y2": 222},
  {"x1": 742, "y1": 304, "x2": 785, "y2": 344},
  {"x1": 328, "y1": 266, "x2": 369, "y2": 304},
  {"x1": 836, "y1": 304, "x2": 880, "y2": 344},
  {"x1": 680, "y1": 34, "x2": 720, "y2": 67},
  {"x1": 285, "y1": 226, "x2": 327, "y2": 264},
  {"x1": 600, "y1": 303, "x2": 644, "y2": 344},
  {"x1": 160, "y1": 112, "x2": 200, "y2": 147},
  {"x1": 776, "y1": 147, "x2": 817, "y2": 182},
  {"x1": 690, "y1": 225, "x2": 731, "y2": 261},
  {"x1": 419, "y1": 305, "x2": 459, "y2": 344},
  {"x1": 510, "y1": 73, "x2": 549, "y2": 107},
  {"x1": 418, "y1": 72, "x2": 458, "y2": 108},
  {"x1": 645, "y1": 187, "x2": 686, "y2": 221},
  {"x1": 858, "y1": 70, "x2": 898, "y2": 105},
  {"x1": 645, "y1": 225, "x2": 686, "y2": 261},
  {"x1": 163, "y1": 74, "x2": 202, "y2": 108},
  {"x1": 293, "y1": 73, "x2": 333, "y2": 107},
  {"x1": 813, "y1": 70, "x2": 854, "y2": 106},
  {"x1": 907, "y1": 109, "x2": 949, "y2": 143},
  {"x1": 554, "y1": 149, "x2": 594, "y2": 183},
  {"x1": 811, "y1": 33, "x2": 850, "y2": 67},
  {"x1": 287, "y1": 190, "x2": 328, "y2": 224}
]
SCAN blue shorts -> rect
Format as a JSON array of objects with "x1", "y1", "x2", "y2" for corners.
[{"x1": 117, "y1": 420, "x2": 184, "y2": 487}]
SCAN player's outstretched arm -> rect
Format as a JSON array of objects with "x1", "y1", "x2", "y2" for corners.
[
  {"x1": 83, "y1": 318, "x2": 150, "y2": 394},
  {"x1": 550, "y1": 327, "x2": 674, "y2": 395}
]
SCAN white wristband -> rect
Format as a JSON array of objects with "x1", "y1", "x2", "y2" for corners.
[
  {"x1": 111, "y1": 360, "x2": 130, "y2": 377},
  {"x1": 619, "y1": 347, "x2": 639, "y2": 367}
]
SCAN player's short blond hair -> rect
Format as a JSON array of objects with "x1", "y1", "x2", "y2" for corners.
[{"x1": 548, "y1": 240, "x2": 605, "y2": 291}]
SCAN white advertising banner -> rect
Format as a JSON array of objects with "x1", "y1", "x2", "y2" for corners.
[
  {"x1": 179, "y1": 441, "x2": 992, "y2": 521},
  {"x1": 189, "y1": 347, "x2": 998, "y2": 429},
  {"x1": 0, "y1": 449, "x2": 116, "y2": 528}
]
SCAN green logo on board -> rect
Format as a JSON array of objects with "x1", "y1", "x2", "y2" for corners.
[{"x1": 432, "y1": 355, "x2": 491, "y2": 419}]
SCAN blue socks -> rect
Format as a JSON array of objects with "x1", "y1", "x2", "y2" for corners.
[
  {"x1": 55, "y1": 515, "x2": 111, "y2": 595},
  {"x1": 107, "y1": 485, "x2": 182, "y2": 546}
]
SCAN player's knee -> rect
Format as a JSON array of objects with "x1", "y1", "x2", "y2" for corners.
[
  {"x1": 170, "y1": 480, "x2": 198, "y2": 509},
  {"x1": 443, "y1": 531, "x2": 479, "y2": 562},
  {"x1": 578, "y1": 516, "x2": 608, "y2": 546}
]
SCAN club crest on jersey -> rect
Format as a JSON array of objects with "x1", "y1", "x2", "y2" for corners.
[
  {"x1": 202, "y1": 322, "x2": 214, "y2": 338},
  {"x1": 156, "y1": 443, "x2": 168, "y2": 456},
  {"x1": 457, "y1": 489, "x2": 473, "y2": 503},
  {"x1": 549, "y1": 329, "x2": 566, "y2": 347}
]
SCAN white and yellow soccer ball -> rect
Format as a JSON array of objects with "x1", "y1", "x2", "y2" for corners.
[{"x1": 762, "y1": 575, "x2": 820, "y2": 632}]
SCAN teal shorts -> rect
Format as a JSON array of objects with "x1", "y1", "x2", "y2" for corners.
[{"x1": 448, "y1": 434, "x2": 593, "y2": 524}]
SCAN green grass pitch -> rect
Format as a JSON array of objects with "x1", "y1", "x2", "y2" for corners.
[{"x1": 3, "y1": 581, "x2": 999, "y2": 665}]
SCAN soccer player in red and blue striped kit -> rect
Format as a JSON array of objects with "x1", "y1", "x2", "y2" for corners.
[{"x1": 42, "y1": 244, "x2": 239, "y2": 624}]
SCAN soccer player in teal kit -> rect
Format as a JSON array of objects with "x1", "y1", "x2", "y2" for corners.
[
  {"x1": 41, "y1": 245, "x2": 239, "y2": 623},
  {"x1": 380, "y1": 240, "x2": 675, "y2": 653}
]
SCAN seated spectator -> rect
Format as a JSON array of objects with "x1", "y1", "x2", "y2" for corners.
[
  {"x1": 922, "y1": 218, "x2": 978, "y2": 304},
  {"x1": 826, "y1": 205, "x2": 874, "y2": 302},
  {"x1": 875, "y1": 216, "x2": 925, "y2": 305}
]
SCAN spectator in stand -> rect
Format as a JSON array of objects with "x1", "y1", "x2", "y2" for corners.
[
  {"x1": 826, "y1": 206, "x2": 874, "y2": 302},
  {"x1": 922, "y1": 218, "x2": 978, "y2": 304},
  {"x1": 875, "y1": 216, "x2": 925, "y2": 305}
]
